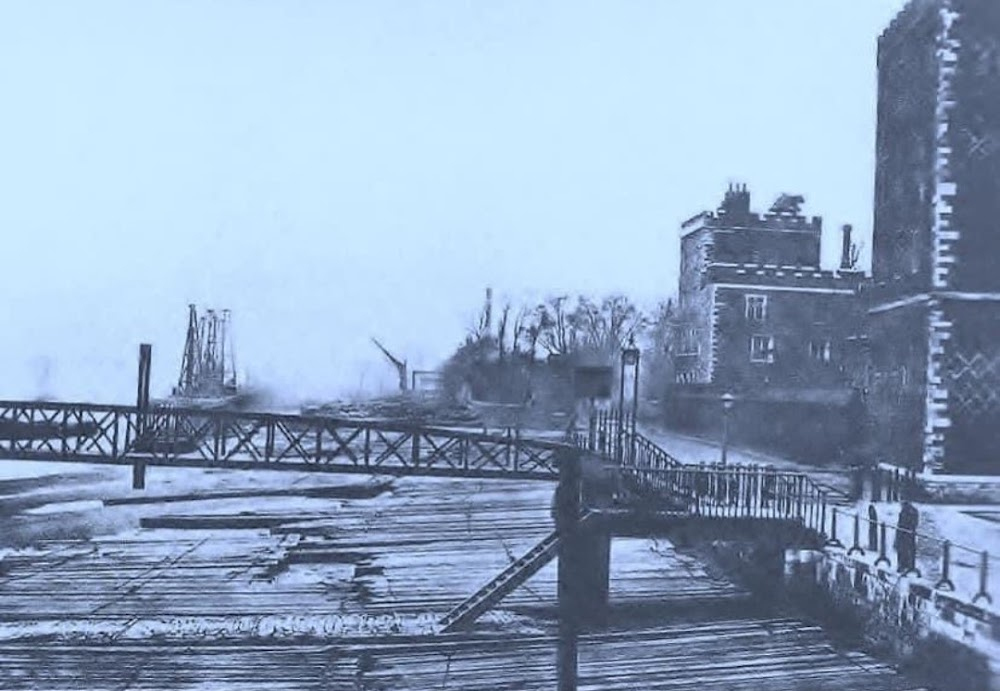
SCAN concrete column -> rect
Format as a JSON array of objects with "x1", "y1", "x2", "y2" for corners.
[
  {"x1": 556, "y1": 449, "x2": 613, "y2": 691},
  {"x1": 556, "y1": 448, "x2": 582, "y2": 691}
]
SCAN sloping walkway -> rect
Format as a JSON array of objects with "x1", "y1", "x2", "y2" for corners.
[
  {"x1": 637, "y1": 423, "x2": 1000, "y2": 607},
  {"x1": 637, "y1": 423, "x2": 854, "y2": 497}
]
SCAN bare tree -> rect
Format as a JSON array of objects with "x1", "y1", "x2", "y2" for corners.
[
  {"x1": 510, "y1": 306, "x2": 527, "y2": 356},
  {"x1": 538, "y1": 296, "x2": 575, "y2": 356},
  {"x1": 570, "y1": 294, "x2": 646, "y2": 354},
  {"x1": 603, "y1": 294, "x2": 645, "y2": 351},
  {"x1": 522, "y1": 306, "x2": 545, "y2": 361}
]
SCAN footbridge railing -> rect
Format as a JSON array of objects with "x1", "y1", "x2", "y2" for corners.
[
  {"x1": 572, "y1": 410, "x2": 833, "y2": 534},
  {"x1": 573, "y1": 410, "x2": 998, "y2": 610},
  {"x1": 0, "y1": 399, "x2": 569, "y2": 481}
]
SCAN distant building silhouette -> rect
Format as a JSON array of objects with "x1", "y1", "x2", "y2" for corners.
[{"x1": 869, "y1": 0, "x2": 1000, "y2": 475}]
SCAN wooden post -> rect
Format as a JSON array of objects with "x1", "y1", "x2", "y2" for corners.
[
  {"x1": 136, "y1": 344, "x2": 152, "y2": 414},
  {"x1": 133, "y1": 344, "x2": 152, "y2": 491},
  {"x1": 132, "y1": 461, "x2": 146, "y2": 490},
  {"x1": 556, "y1": 447, "x2": 582, "y2": 691}
]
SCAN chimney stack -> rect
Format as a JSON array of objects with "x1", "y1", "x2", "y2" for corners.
[{"x1": 840, "y1": 224, "x2": 853, "y2": 270}]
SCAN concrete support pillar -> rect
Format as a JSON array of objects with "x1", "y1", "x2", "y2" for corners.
[
  {"x1": 575, "y1": 524, "x2": 611, "y2": 627},
  {"x1": 556, "y1": 449, "x2": 582, "y2": 691},
  {"x1": 555, "y1": 449, "x2": 613, "y2": 691}
]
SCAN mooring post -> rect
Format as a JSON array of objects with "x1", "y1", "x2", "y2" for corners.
[
  {"x1": 974, "y1": 551, "x2": 992, "y2": 606},
  {"x1": 133, "y1": 343, "x2": 152, "y2": 491},
  {"x1": 875, "y1": 522, "x2": 890, "y2": 567},
  {"x1": 848, "y1": 512, "x2": 864, "y2": 556},
  {"x1": 556, "y1": 447, "x2": 583, "y2": 691},
  {"x1": 826, "y1": 508, "x2": 844, "y2": 548},
  {"x1": 936, "y1": 541, "x2": 954, "y2": 591}
]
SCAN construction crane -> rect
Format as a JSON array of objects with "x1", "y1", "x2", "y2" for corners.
[
  {"x1": 174, "y1": 304, "x2": 238, "y2": 400},
  {"x1": 371, "y1": 337, "x2": 408, "y2": 392}
]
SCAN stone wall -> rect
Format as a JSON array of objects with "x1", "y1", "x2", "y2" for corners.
[
  {"x1": 664, "y1": 389, "x2": 864, "y2": 465},
  {"x1": 786, "y1": 547, "x2": 1000, "y2": 690}
]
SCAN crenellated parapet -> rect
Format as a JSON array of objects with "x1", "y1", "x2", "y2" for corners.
[{"x1": 704, "y1": 263, "x2": 866, "y2": 293}]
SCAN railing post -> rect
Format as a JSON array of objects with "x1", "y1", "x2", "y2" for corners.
[
  {"x1": 513, "y1": 427, "x2": 521, "y2": 472},
  {"x1": 826, "y1": 509, "x2": 844, "y2": 547},
  {"x1": 867, "y1": 504, "x2": 879, "y2": 551},
  {"x1": 848, "y1": 512, "x2": 864, "y2": 556},
  {"x1": 265, "y1": 419, "x2": 275, "y2": 461},
  {"x1": 412, "y1": 430, "x2": 421, "y2": 468},
  {"x1": 795, "y1": 475, "x2": 804, "y2": 519},
  {"x1": 973, "y1": 551, "x2": 992, "y2": 606},
  {"x1": 364, "y1": 427, "x2": 372, "y2": 467},
  {"x1": 935, "y1": 541, "x2": 955, "y2": 591},
  {"x1": 875, "y1": 522, "x2": 890, "y2": 567},
  {"x1": 819, "y1": 492, "x2": 827, "y2": 536}
]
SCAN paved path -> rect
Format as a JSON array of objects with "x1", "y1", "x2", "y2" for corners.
[{"x1": 637, "y1": 424, "x2": 855, "y2": 496}]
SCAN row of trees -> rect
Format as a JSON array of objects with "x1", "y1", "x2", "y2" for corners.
[
  {"x1": 466, "y1": 292, "x2": 662, "y2": 361},
  {"x1": 440, "y1": 288, "x2": 676, "y2": 405}
]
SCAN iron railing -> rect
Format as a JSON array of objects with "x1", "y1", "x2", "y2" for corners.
[
  {"x1": 573, "y1": 411, "x2": 996, "y2": 608},
  {"x1": 0, "y1": 400, "x2": 569, "y2": 480}
]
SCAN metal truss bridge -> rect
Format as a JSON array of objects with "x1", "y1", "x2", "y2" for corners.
[
  {"x1": 0, "y1": 400, "x2": 566, "y2": 482},
  {"x1": 0, "y1": 397, "x2": 854, "y2": 691}
]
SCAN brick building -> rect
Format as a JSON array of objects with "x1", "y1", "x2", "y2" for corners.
[
  {"x1": 667, "y1": 186, "x2": 867, "y2": 462},
  {"x1": 673, "y1": 185, "x2": 865, "y2": 390},
  {"x1": 869, "y1": 0, "x2": 1000, "y2": 474}
]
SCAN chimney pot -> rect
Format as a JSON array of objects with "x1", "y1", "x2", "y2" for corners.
[{"x1": 840, "y1": 224, "x2": 854, "y2": 270}]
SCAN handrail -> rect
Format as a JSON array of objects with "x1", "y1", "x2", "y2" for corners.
[{"x1": 574, "y1": 410, "x2": 996, "y2": 608}]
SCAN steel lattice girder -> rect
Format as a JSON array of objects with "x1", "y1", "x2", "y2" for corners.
[{"x1": 0, "y1": 400, "x2": 567, "y2": 481}]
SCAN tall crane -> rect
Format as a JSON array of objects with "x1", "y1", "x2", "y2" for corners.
[
  {"x1": 371, "y1": 337, "x2": 408, "y2": 392},
  {"x1": 175, "y1": 304, "x2": 238, "y2": 399}
]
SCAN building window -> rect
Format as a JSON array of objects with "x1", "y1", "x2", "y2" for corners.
[
  {"x1": 749, "y1": 335, "x2": 775, "y2": 363},
  {"x1": 745, "y1": 295, "x2": 767, "y2": 322},
  {"x1": 809, "y1": 340, "x2": 832, "y2": 363},
  {"x1": 678, "y1": 328, "x2": 700, "y2": 355}
]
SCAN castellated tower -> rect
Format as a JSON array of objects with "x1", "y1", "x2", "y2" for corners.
[{"x1": 869, "y1": 0, "x2": 1000, "y2": 474}]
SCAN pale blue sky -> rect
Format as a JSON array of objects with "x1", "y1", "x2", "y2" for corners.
[{"x1": 1, "y1": 0, "x2": 906, "y2": 402}]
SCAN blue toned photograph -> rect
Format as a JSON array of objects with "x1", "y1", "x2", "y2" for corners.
[{"x1": 1, "y1": 1, "x2": 998, "y2": 689}]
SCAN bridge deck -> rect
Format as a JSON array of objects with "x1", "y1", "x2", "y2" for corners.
[{"x1": 0, "y1": 468, "x2": 926, "y2": 690}]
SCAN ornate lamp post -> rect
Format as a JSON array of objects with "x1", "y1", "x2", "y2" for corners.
[
  {"x1": 619, "y1": 337, "x2": 641, "y2": 461},
  {"x1": 720, "y1": 392, "x2": 735, "y2": 465}
]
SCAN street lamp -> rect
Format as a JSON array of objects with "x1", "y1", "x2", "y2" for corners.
[
  {"x1": 720, "y1": 392, "x2": 735, "y2": 465},
  {"x1": 619, "y1": 336, "x2": 641, "y2": 461}
]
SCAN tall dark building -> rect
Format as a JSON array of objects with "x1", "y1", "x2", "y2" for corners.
[{"x1": 870, "y1": 0, "x2": 1000, "y2": 474}]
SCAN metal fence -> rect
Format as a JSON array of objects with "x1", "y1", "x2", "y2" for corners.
[{"x1": 573, "y1": 410, "x2": 996, "y2": 608}]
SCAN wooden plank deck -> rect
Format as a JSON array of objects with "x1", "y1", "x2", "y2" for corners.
[{"x1": 0, "y1": 468, "x2": 926, "y2": 689}]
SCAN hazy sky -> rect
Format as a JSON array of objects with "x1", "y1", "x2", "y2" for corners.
[{"x1": 1, "y1": 0, "x2": 906, "y2": 403}]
